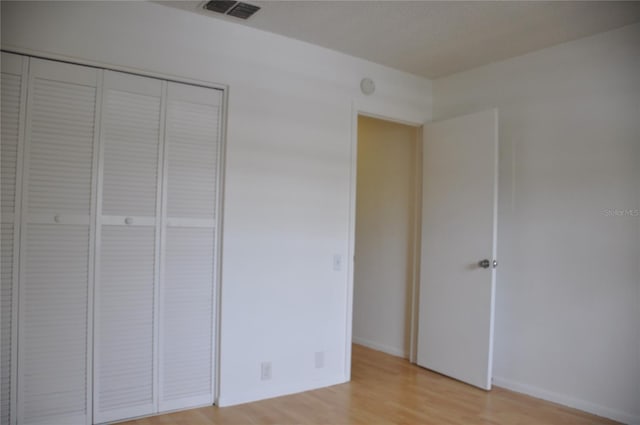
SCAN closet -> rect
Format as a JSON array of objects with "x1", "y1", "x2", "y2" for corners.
[{"x1": 0, "y1": 52, "x2": 224, "y2": 425}]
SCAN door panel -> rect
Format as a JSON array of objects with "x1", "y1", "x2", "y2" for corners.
[
  {"x1": 93, "y1": 70, "x2": 162, "y2": 423},
  {"x1": 95, "y1": 225, "x2": 156, "y2": 422},
  {"x1": 101, "y1": 72, "x2": 162, "y2": 217},
  {"x1": 161, "y1": 227, "x2": 215, "y2": 410},
  {"x1": 18, "y1": 58, "x2": 98, "y2": 425},
  {"x1": 417, "y1": 109, "x2": 498, "y2": 390},
  {"x1": 21, "y1": 225, "x2": 90, "y2": 424},
  {"x1": 159, "y1": 82, "x2": 221, "y2": 411},
  {"x1": 164, "y1": 85, "x2": 221, "y2": 221},
  {"x1": 26, "y1": 72, "x2": 96, "y2": 216}
]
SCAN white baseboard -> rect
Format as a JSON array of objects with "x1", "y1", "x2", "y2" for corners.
[
  {"x1": 493, "y1": 376, "x2": 640, "y2": 425},
  {"x1": 352, "y1": 336, "x2": 408, "y2": 359}
]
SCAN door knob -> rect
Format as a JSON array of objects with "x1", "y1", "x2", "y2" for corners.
[{"x1": 478, "y1": 259, "x2": 498, "y2": 269}]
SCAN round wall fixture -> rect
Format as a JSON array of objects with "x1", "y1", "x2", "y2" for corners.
[{"x1": 360, "y1": 77, "x2": 375, "y2": 95}]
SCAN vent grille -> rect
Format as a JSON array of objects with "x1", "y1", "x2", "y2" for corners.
[
  {"x1": 204, "y1": 0, "x2": 236, "y2": 14},
  {"x1": 204, "y1": 1, "x2": 260, "y2": 20},
  {"x1": 228, "y1": 2, "x2": 260, "y2": 19}
]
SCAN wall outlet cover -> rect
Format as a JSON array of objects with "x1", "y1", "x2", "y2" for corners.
[{"x1": 261, "y1": 361, "x2": 272, "y2": 380}]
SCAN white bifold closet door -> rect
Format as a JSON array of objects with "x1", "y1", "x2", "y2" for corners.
[
  {"x1": 159, "y1": 83, "x2": 221, "y2": 412},
  {"x1": 4, "y1": 53, "x2": 222, "y2": 425},
  {"x1": 1, "y1": 52, "x2": 27, "y2": 425},
  {"x1": 17, "y1": 58, "x2": 99, "y2": 425},
  {"x1": 94, "y1": 71, "x2": 163, "y2": 424}
]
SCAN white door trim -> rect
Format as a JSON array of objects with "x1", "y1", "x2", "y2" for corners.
[
  {"x1": 345, "y1": 100, "x2": 427, "y2": 380},
  {"x1": 1, "y1": 46, "x2": 228, "y2": 93}
]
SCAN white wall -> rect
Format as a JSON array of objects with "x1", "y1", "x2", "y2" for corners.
[
  {"x1": 434, "y1": 23, "x2": 640, "y2": 423},
  {"x1": 353, "y1": 116, "x2": 417, "y2": 358},
  {"x1": 1, "y1": 1, "x2": 432, "y2": 407}
]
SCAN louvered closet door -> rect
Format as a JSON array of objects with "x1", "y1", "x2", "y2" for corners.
[
  {"x1": 94, "y1": 71, "x2": 163, "y2": 424},
  {"x1": 17, "y1": 58, "x2": 99, "y2": 425},
  {"x1": 159, "y1": 82, "x2": 222, "y2": 412},
  {"x1": 1, "y1": 52, "x2": 27, "y2": 425}
]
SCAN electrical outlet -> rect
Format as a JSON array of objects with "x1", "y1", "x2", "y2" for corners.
[
  {"x1": 261, "y1": 361, "x2": 272, "y2": 380},
  {"x1": 314, "y1": 351, "x2": 324, "y2": 369},
  {"x1": 333, "y1": 254, "x2": 342, "y2": 271}
]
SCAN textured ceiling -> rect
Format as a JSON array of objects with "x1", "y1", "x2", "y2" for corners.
[{"x1": 159, "y1": 1, "x2": 640, "y2": 79}]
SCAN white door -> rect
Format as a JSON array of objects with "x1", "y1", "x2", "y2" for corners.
[
  {"x1": 159, "y1": 82, "x2": 221, "y2": 412},
  {"x1": 417, "y1": 108, "x2": 498, "y2": 390},
  {"x1": 18, "y1": 58, "x2": 99, "y2": 425},
  {"x1": 94, "y1": 70, "x2": 163, "y2": 423}
]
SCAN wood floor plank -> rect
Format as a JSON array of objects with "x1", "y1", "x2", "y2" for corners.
[{"x1": 120, "y1": 344, "x2": 619, "y2": 425}]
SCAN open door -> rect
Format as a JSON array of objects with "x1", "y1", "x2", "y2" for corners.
[{"x1": 417, "y1": 109, "x2": 498, "y2": 390}]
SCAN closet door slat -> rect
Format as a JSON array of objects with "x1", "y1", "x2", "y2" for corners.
[{"x1": 18, "y1": 58, "x2": 98, "y2": 425}]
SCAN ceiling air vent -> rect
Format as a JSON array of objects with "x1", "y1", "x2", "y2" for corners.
[
  {"x1": 204, "y1": 1, "x2": 237, "y2": 14},
  {"x1": 227, "y1": 2, "x2": 260, "y2": 19},
  {"x1": 204, "y1": 1, "x2": 261, "y2": 20}
]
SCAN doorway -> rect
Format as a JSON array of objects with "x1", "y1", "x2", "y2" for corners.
[
  {"x1": 352, "y1": 115, "x2": 421, "y2": 361},
  {"x1": 349, "y1": 109, "x2": 499, "y2": 390}
]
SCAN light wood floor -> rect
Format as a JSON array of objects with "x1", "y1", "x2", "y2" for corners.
[{"x1": 123, "y1": 344, "x2": 618, "y2": 424}]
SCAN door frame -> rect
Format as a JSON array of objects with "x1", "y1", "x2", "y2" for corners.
[{"x1": 345, "y1": 100, "x2": 428, "y2": 379}]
